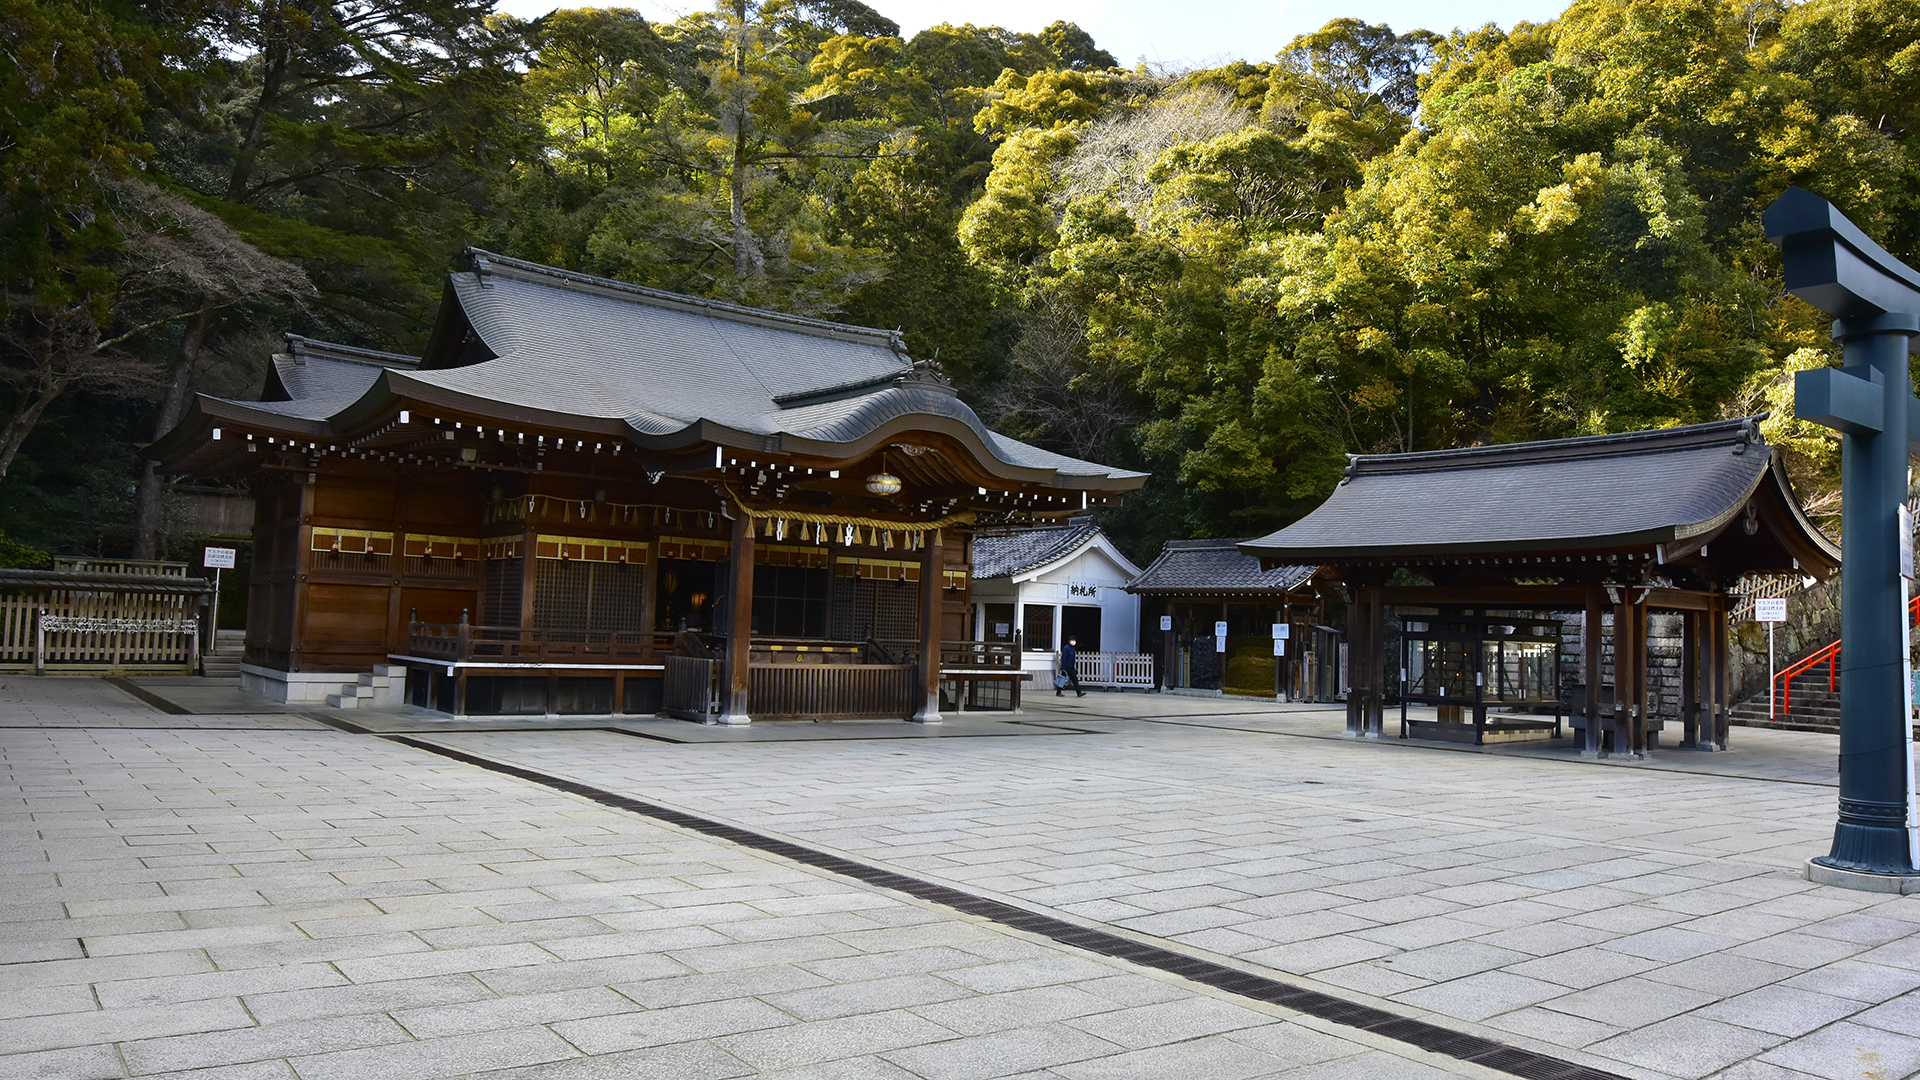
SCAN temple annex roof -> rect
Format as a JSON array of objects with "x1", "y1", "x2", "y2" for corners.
[{"x1": 1238, "y1": 417, "x2": 1839, "y2": 573}]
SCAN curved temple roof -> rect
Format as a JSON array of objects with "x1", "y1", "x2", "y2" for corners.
[
  {"x1": 1128, "y1": 539, "x2": 1319, "y2": 596},
  {"x1": 154, "y1": 251, "x2": 1144, "y2": 492},
  {"x1": 1238, "y1": 417, "x2": 1838, "y2": 571}
]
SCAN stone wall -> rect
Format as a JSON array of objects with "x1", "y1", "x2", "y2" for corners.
[{"x1": 1558, "y1": 611, "x2": 1688, "y2": 722}]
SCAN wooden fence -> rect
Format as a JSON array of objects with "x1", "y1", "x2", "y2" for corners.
[
  {"x1": 1079, "y1": 651, "x2": 1156, "y2": 690},
  {"x1": 662, "y1": 656, "x2": 717, "y2": 720},
  {"x1": 0, "y1": 569, "x2": 209, "y2": 674},
  {"x1": 751, "y1": 663, "x2": 915, "y2": 720}
]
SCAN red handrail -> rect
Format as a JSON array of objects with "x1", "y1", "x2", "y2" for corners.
[{"x1": 1772, "y1": 594, "x2": 1920, "y2": 716}]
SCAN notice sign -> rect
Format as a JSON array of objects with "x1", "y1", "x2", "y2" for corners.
[
  {"x1": 1272, "y1": 623, "x2": 1290, "y2": 640},
  {"x1": 1214, "y1": 621, "x2": 1228, "y2": 638},
  {"x1": 203, "y1": 546, "x2": 237, "y2": 570},
  {"x1": 1903, "y1": 504, "x2": 1915, "y2": 581},
  {"x1": 1754, "y1": 597, "x2": 1788, "y2": 623},
  {"x1": 1159, "y1": 615, "x2": 1172, "y2": 631}
]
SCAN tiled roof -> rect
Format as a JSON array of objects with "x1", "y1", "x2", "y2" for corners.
[
  {"x1": 1239, "y1": 417, "x2": 1837, "y2": 563},
  {"x1": 1127, "y1": 539, "x2": 1318, "y2": 595},
  {"x1": 256, "y1": 336, "x2": 420, "y2": 421},
  {"x1": 972, "y1": 525, "x2": 1102, "y2": 579},
  {"x1": 188, "y1": 252, "x2": 1143, "y2": 488}
]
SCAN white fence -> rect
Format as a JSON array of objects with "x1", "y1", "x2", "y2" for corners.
[{"x1": 1078, "y1": 651, "x2": 1155, "y2": 690}]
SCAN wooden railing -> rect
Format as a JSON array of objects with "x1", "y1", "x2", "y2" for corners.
[
  {"x1": 940, "y1": 641, "x2": 1023, "y2": 671},
  {"x1": 405, "y1": 621, "x2": 667, "y2": 665},
  {"x1": 751, "y1": 662, "x2": 914, "y2": 720},
  {"x1": 51, "y1": 558, "x2": 190, "y2": 578},
  {"x1": 1, "y1": 569, "x2": 208, "y2": 674}
]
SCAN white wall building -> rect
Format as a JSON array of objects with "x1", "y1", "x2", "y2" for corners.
[{"x1": 970, "y1": 524, "x2": 1143, "y2": 688}]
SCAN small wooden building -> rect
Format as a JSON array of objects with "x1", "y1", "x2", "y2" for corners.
[
  {"x1": 1240, "y1": 418, "x2": 1840, "y2": 752},
  {"x1": 150, "y1": 251, "x2": 1145, "y2": 720},
  {"x1": 1126, "y1": 540, "x2": 1333, "y2": 699}
]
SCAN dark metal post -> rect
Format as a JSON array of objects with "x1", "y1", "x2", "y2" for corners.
[{"x1": 1769, "y1": 186, "x2": 1920, "y2": 880}]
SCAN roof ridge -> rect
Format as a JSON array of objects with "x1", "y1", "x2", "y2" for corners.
[
  {"x1": 1346, "y1": 416, "x2": 1763, "y2": 479},
  {"x1": 285, "y1": 334, "x2": 421, "y2": 369},
  {"x1": 464, "y1": 248, "x2": 909, "y2": 354}
]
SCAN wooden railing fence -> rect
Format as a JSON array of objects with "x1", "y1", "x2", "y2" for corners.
[
  {"x1": 662, "y1": 656, "x2": 717, "y2": 720},
  {"x1": 1079, "y1": 651, "x2": 1156, "y2": 690},
  {"x1": 751, "y1": 663, "x2": 914, "y2": 720},
  {"x1": 1, "y1": 570, "x2": 209, "y2": 674}
]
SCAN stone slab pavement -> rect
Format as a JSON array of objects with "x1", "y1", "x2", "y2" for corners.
[
  {"x1": 1, "y1": 677, "x2": 1519, "y2": 1080},
  {"x1": 415, "y1": 693, "x2": 1920, "y2": 1080}
]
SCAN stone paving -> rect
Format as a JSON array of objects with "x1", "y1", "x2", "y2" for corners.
[{"x1": 3, "y1": 676, "x2": 1919, "y2": 1079}]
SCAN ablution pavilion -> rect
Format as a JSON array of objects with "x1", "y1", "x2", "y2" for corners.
[
  {"x1": 1241, "y1": 418, "x2": 1841, "y2": 754},
  {"x1": 150, "y1": 251, "x2": 1145, "y2": 721}
]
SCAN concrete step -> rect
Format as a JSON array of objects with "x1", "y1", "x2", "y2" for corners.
[
  {"x1": 371, "y1": 664, "x2": 405, "y2": 678},
  {"x1": 356, "y1": 674, "x2": 392, "y2": 689},
  {"x1": 325, "y1": 692, "x2": 361, "y2": 708}
]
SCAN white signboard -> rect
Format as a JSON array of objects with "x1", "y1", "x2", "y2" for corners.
[
  {"x1": 203, "y1": 546, "x2": 237, "y2": 569},
  {"x1": 1754, "y1": 597, "x2": 1788, "y2": 623},
  {"x1": 1902, "y1": 504, "x2": 1915, "y2": 582},
  {"x1": 1214, "y1": 621, "x2": 1228, "y2": 638},
  {"x1": 1215, "y1": 635, "x2": 1227, "y2": 653},
  {"x1": 994, "y1": 623, "x2": 1009, "y2": 637},
  {"x1": 1272, "y1": 623, "x2": 1290, "y2": 640},
  {"x1": 1159, "y1": 615, "x2": 1173, "y2": 631},
  {"x1": 1272, "y1": 639, "x2": 1286, "y2": 656}
]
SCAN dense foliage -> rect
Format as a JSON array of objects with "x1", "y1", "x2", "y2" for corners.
[{"x1": 4, "y1": 0, "x2": 1913, "y2": 561}]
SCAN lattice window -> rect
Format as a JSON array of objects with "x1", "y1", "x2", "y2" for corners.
[
  {"x1": 535, "y1": 560, "x2": 590, "y2": 636},
  {"x1": 534, "y1": 559, "x2": 645, "y2": 636},
  {"x1": 587, "y1": 562, "x2": 646, "y2": 632},
  {"x1": 483, "y1": 558, "x2": 522, "y2": 627},
  {"x1": 830, "y1": 577, "x2": 917, "y2": 640}
]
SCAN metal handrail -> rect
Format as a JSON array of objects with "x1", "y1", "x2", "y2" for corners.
[{"x1": 1773, "y1": 594, "x2": 1920, "y2": 715}]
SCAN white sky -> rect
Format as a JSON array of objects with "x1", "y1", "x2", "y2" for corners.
[{"x1": 488, "y1": 0, "x2": 1567, "y2": 69}]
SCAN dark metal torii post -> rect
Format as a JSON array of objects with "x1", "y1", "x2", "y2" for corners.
[{"x1": 1768, "y1": 186, "x2": 1920, "y2": 887}]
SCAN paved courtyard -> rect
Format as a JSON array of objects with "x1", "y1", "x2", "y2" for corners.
[{"x1": 3, "y1": 677, "x2": 1918, "y2": 1079}]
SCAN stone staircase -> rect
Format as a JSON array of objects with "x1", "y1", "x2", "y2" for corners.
[
  {"x1": 202, "y1": 630, "x2": 245, "y2": 680},
  {"x1": 1730, "y1": 666, "x2": 1841, "y2": 733},
  {"x1": 326, "y1": 664, "x2": 406, "y2": 709}
]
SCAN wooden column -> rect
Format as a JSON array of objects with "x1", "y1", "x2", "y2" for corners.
[
  {"x1": 520, "y1": 514, "x2": 539, "y2": 629},
  {"x1": 1680, "y1": 610, "x2": 1700, "y2": 748},
  {"x1": 1611, "y1": 590, "x2": 1631, "y2": 755},
  {"x1": 637, "y1": 537, "x2": 658, "y2": 660},
  {"x1": 718, "y1": 510, "x2": 755, "y2": 725},
  {"x1": 289, "y1": 477, "x2": 317, "y2": 672},
  {"x1": 1368, "y1": 588, "x2": 1386, "y2": 736},
  {"x1": 1584, "y1": 590, "x2": 1604, "y2": 754},
  {"x1": 1633, "y1": 598, "x2": 1650, "y2": 754},
  {"x1": 1720, "y1": 588, "x2": 1735, "y2": 749},
  {"x1": 912, "y1": 531, "x2": 943, "y2": 722},
  {"x1": 1345, "y1": 587, "x2": 1363, "y2": 734}
]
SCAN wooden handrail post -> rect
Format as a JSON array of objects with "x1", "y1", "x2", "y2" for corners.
[
  {"x1": 34, "y1": 607, "x2": 45, "y2": 677},
  {"x1": 457, "y1": 608, "x2": 471, "y2": 662}
]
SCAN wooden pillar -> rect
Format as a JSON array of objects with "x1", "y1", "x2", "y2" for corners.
[
  {"x1": 1680, "y1": 610, "x2": 1700, "y2": 748},
  {"x1": 718, "y1": 510, "x2": 755, "y2": 725},
  {"x1": 1368, "y1": 588, "x2": 1386, "y2": 736},
  {"x1": 520, "y1": 515, "x2": 539, "y2": 629},
  {"x1": 912, "y1": 531, "x2": 943, "y2": 722},
  {"x1": 1611, "y1": 590, "x2": 1632, "y2": 755},
  {"x1": 1633, "y1": 599, "x2": 1650, "y2": 755},
  {"x1": 1345, "y1": 588, "x2": 1362, "y2": 734},
  {"x1": 637, "y1": 538, "x2": 658, "y2": 659},
  {"x1": 1720, "y1": 588, "x2": 1735, "y2": 749},
  {"x1": 1584, "y1": 590, "x2": 1604, "y2": 755},
  {"x1": 289, "y1": 476, "x2": 317, "y2": 672}
]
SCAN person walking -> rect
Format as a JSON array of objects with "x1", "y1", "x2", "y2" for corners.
[{"x1": 1058, "y1": 637, "x2": 1086, "y2": 697}]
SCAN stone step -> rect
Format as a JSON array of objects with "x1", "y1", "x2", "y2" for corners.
[
  {"x1": 325, "y1": 692, "x2": 361, "y2": 709},
  {"x1": 356, "y1": 673, "x2": 392, "y2": 689}
]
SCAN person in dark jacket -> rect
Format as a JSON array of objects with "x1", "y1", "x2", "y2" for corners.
[{"x1": 1058, "y1": 638, "x2": 1085, "y2": 697}]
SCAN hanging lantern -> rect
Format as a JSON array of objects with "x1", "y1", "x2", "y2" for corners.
[{"x1": 865, "y1": 472, "x2": 902, "y2": 496}]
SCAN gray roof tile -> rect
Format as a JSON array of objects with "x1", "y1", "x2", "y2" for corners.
[
  {"x1": 972, "y1": 525, "x2": 1102, "y2": 579},
  {"x1": 1128, "y1": 539, "x2": 1318, "y2": 595}
]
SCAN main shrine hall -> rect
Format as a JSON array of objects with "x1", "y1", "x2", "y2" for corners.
[{"x1": 150, "y1": 251, "x2": 1146, "y2": 722}]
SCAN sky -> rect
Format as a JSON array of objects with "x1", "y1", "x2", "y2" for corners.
[{"x1": 488, "y1": 0, "x2": 1569, "y2": 69}]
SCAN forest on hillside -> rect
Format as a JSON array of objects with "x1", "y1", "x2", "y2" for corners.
[{"x1": 2, "y1": 0, "x2": 1914, "y2": 566}]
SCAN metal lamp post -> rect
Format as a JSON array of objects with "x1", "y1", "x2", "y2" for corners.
[{"x1": 1768, "y1": 186, "x2": 1920, "y2": 889}]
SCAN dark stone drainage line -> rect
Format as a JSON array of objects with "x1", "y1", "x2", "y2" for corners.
[{"x1": 383, "y1": 733, "x2": 1628, "y2": 1080}]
